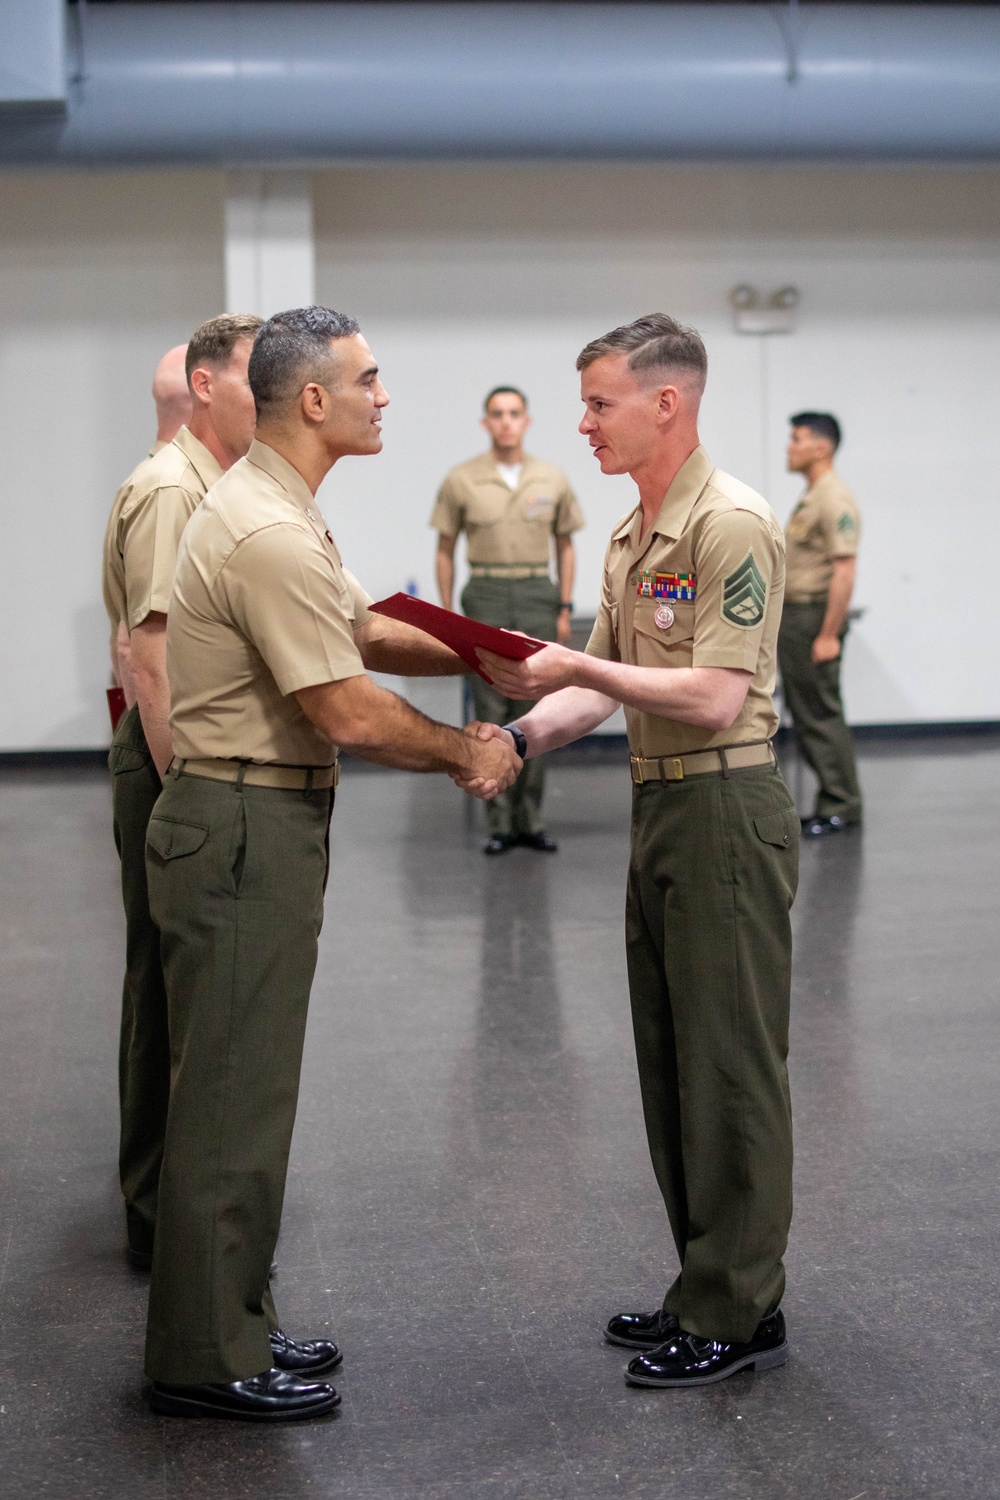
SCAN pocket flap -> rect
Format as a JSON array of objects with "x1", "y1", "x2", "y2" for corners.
[
  {"x1": 146, "y1": 817, "x2": 208, "y2": 860},
  {"x1": 754, "y1": 811, "x2": 796, "y2": 849}
]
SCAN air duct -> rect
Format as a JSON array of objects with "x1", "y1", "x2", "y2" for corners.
[{"x1": 2, "y1": 3, "x2": 1000, "y2": 166}]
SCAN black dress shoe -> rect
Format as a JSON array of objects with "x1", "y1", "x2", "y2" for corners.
[
  {"x1": 625, "y1": 1310, "x2": 788, "y2": 1388},
  {"x1": 484, "y1": 834, "x2": 513, "y2": 855},
  {"x1": 150, "y1": 1367, "x2": 340, "y2": 1421},
  {"x1": 517, "y1": 830, "x2": 558, "y2": 852},
  {"x1": 126, "y1": 1247, "x2": 153, "y2": 1271},
  {"x1": 801, "y1": 815, "x2": 855, "y2": 838},
  {"x1": 270, "y1": 1327, "x2": 343, "y2": 1375},
  {"x1": 604, "y1": 1308, "x2": 680, "y2": 1349}
]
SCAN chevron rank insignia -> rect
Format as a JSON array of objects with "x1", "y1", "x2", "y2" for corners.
[
  {"x1": 836, "y1": 512, "x2": 857, "y2": 533},
  {"x1": 722, "y1": 553, "x2": 766, "y2": 627}
]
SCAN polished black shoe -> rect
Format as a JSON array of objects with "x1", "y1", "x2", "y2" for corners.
[
  {"x1": 484, "y1": 834, "x2": 513, "y2": 855},
  {"x1": 625, "y1": 1310, "x2": 787, "y2": 1388},
  {"x1": 270, "y1": 1327, "x2": 342, "y2": 1375},
  {"x1": 517, "y1": 830, "x2": 558, "y2": 852},
  {"x1": 604, "y1": 1308, "x2": 680, "y2": 1350},
  {"x1": 126, "y1": 1247, "x2": 153, "y2": 1271},
  {"x1": 150, "y1": 1367, "x2": 340, "y2": 1421},
  {"x1": 801, "y1": 815, "x2": 855, "y2": 838}
]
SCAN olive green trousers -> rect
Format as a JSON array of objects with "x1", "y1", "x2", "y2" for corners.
[
  {"x1": 144, "y1": 769, "x2": 331, "y2": 1384},
  {"x1": 626, "y1": 763, "x2": 799, "y2": 1344},
  {"x1": 778, "y1": 600, "x2": 863, "y2": 824},
  {"x1": 109, "y1": 704, "x2": 169, "y2": 1257},
  {"x1": 461, "y1": 575, "x2": 560, "y2": 837}
]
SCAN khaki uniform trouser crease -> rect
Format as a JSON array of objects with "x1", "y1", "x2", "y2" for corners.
[
  {"x1": 626, "y1": 762, "x2": 799, "y2": 1344},
  {"x1": 144, "y1": 768, "x2": 331, "y2": 1384}
]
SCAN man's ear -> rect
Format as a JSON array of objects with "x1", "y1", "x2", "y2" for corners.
[
  {"x1": 655, "y1": 384, "x2": 681, "y2": 421},
  {"x1": 188, "y1": 367, "x2": 211, "y2": 405},
  {"x1": 300, "y1": 381, "x2": 328, "y2": 424}
]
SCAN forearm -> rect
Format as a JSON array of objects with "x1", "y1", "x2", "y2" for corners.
[
  {"x1": 819, "y1": 560, "x2": 855, "y2": 639},
  {"x1": 513, "y1": 686, "x2": 620, "y2": 755},
  {"x1": 555, "y1": 537, "x2": 575, "y2": 605},
  {"x1": 130, "y1": 614, "x2": 172, "y2": 774},
  {"x1": 355, "y1": 616, "x2": 465, "y2": 677},
  {"x1": 297, "y1": 678, "x2": 478, "y2": 776},
  {"x1": 564, "y1": 654, "x2": 746, "y2": 732},
  {"x1": 114, "y1": 620, "x2": 138, "y2": 708},
  {"x1": 435, "y1": 541, "x2": 456, "y2": 610}
]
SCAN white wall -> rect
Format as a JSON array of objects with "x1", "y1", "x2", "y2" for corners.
[
  {"x1": 1, "y1": 164, "x2": 998, "y2": 748},
  {"x1": 0, "y1": 170, "x2": 225, "y2": 750}
]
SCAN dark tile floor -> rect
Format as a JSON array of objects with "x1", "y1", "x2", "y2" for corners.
[{"x1": 1, "y1": 739, "x2": 999, "y2": 1498}]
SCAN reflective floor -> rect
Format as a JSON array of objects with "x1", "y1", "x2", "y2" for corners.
[{"x1": 1, "y1": 739, "x2": 999, "y2": 1498}]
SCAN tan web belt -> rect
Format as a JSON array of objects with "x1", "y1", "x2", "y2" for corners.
[
  {"x1": 170, "y1": 757, "x2": 339, "y2": 791},
  {"x1": 468, "y1": 565, "x2": 551, "y2": 579},
  {"x1": 630, "y1": 741, "x2": 775, "y2": 785}
]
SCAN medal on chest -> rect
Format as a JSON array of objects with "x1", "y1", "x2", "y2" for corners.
[{"x1": 637, "y1": 569, "x2": 697, "y2": 629}]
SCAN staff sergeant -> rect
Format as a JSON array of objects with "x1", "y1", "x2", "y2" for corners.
[
  {"x1": 467, "y1": 314, "x2": 799, "y2": 1390},
  {"x1": 145, "y1": 307, "x2": 520, "y2": 1423},
  {"x1": 432, "y1": 386, "x2": 584, "y2": 854},
  {"x1": 779, "y1": 411, "x2": 863, "y2": 836},
  {"x1": 101, "y1": 315, "x2": 261, "y2": 1272}
]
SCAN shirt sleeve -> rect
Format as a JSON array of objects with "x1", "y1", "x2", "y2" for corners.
[
  {"x1": 221, "y1": 523, "x2": 368, "y2": 695},
  {"x1": 554, "y1": 476, "x2": 585, "y2": 536},
  {"x1": 342, "y1": 567, "x2": 374, "y2": 630},
  {"x1": 429, "y1": 475, "x2": 464, "y2": 537},
  {"x1": 821, "y1": 491, "x2": 861, "y2": 559},
  {"x1": 584, "y1": 548, "x2": 621, "y2": 662},
  {"x1": 690, "y1": 509, "x2": 784, "y2": 672},
  {"x1": 122, "y1": 483, "x2": 200, "y2": 628}
]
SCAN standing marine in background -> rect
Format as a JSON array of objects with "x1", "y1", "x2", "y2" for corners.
[
  {"x1": 779, "y1": 411, "x2": 863, "y2": 837},
  {"x1": 431, "y1": 386, "x2": 584, "y2": 854}
]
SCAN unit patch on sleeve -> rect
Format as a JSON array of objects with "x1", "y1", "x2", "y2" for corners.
[
  {"x1": 721, "y1": 553, "x2": 766, "y2": 627},
  {"x1": 836, "y1": 512, "x2": 857, "y2": 533},
  {"x1": 637, "y1": 570, "x2": 697, "y2": 601}
]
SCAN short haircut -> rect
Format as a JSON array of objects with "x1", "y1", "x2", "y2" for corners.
[
  {"x1": 185, "y1": 314, "x2": 263, "y2": 384},
  {"x1": 249, "y1": 306, "x2": 362, "y2": 418},
  {"x1": 576, "y1": 313, "x2": 708, "y2": 389},
  {"x1": 790, "y1": 411, "x2": 842, "y2": 450},
  {"x1": 483, "y1": 385, "x2": 528, "y2": 412}
]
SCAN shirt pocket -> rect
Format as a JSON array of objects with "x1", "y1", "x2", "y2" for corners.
[
  {"x1": 522, "y1": 494, "x2": 555, "y2": 526},
  {"x1": 464, "y1": 488, "x2": 511, "y2": 529},
  {"x1": 631, "y1": 601, "x2": 696, "y2": 667}
]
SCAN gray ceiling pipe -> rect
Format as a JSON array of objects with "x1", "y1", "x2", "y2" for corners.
[{"x1": 3, "y1": 2, "x2": 1000, "y2": 166}]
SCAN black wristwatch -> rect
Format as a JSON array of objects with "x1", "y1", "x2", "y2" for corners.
[
  {"x1": 558, "y1": 601, "x2": 573, "y2": 613},
  {"x1": 502, "y1": 724, "x2": 528, "y2": 759}
]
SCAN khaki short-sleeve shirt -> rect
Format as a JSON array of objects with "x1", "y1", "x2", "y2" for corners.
[
  {"x1": 429, "y1": 453, "x2": 584, "y2": 566},
  {"x1": 784, "y1": 469, "x2": 860, "y2": 602},
  {"x1": 167, "y1": 439, "x2": 372, "y2": 766},
  {"x1": 101, "y1": 427, "x2": 222, "y2": 633},
  {"x1": 585, "y1": 447, "x2": 785, "y2": 758}
]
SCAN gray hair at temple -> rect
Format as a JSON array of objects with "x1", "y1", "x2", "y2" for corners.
[
  {"x1": 248, "y1": 306, "x2": 362, "y2": 419},
  {"x1": 576, "y1": 313, "x2": 708, "y2": 394}
]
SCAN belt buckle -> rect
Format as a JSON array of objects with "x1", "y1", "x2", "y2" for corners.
[
  {"x1": 631, "y1": 755, "x2": 645, "y2": 786},
  {"x1": 671, "y1": 757, "x2": 684, "y2": 781}
]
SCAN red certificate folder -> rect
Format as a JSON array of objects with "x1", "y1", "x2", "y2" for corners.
[
  {"x1": 370, "y1": 593, "x2": 546, "y2": 677},
  {"x1": 106, "y1": 686, "x2": 127, "y2": 733}
]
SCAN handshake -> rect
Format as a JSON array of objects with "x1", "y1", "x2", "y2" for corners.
[{"x1": 450, "y1": 721, "x2": 523, "y2": 801}]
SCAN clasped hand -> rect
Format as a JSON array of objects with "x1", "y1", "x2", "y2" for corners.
[{"x1": 450, "y1": 721, "x2": 522, "y2": 800}]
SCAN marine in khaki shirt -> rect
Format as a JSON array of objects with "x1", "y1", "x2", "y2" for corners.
[
  {"x1": 431, "y1": 451, "x2": 584, "y2": 569},
  {"x1": 584, "y1": 447, "x2": 784, "y2": 759},
  {"x1": 473, "y1": 315, "x2": 799, "y2": 1390},
  {"x1": 143, "y1": 309, "x2": 519, "y2": 1420},
  {"x1": 168, "y1": 439, "x2": 373, "y2": 766},
  {"x1": 778, "y1": 411, "x2": 863, "y2": 834},
  {"x1": 784, "y1": 468, "x2": 860, "y2": 602},
  {"x1": 431, "y1": 387, "x2": 585, "y2": 853}
]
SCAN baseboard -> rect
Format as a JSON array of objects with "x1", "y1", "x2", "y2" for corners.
[{"x1": 3, "y1": 720, "x2": 999, "y2": 772}]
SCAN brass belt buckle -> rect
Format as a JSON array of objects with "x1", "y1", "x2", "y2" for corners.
[
  {"x1": 631, "y1": 755, "x2": 644, "y2": 785},
  {"x1": 672, "y1": 757, "x2": 684, "y2": 781}
]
